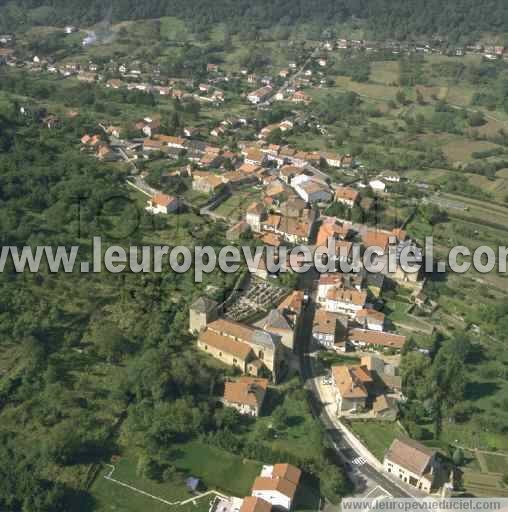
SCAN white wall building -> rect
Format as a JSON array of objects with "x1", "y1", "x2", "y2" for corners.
[
  {"x1": 384, "y1": 438, "x2": 438, "y2": 493},
  {"x1": 145, "y1": 193, "x2": 179, "y2": 215},
  {"x1": 369, "y1": 179, "x2": 386, "y2": 192},
  {"x1": 251, "y1": 464, "x2": 301, "y2": 511}
]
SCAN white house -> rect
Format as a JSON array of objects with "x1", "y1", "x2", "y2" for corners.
[
  {"x1": 322, "y1": 287, "x2": 367, "y2": 318},
  {"x1": 247, "y1": 86, "x2": 272, "y2": 104},
  {"x1": 334, "y1": 186, "x2": 359, "y2": 207},
  {"x1": 159, "y1": 135, "x2": 185, "y2": 149},
  {"x1": 381, "y1": 171, "x2": 401, "y2": 183},
  {"x1": 313, "y1": 309, "x2": 347, "y2": 349},
  {"x1": 384, "y1": 438, "x2": 438, "y2": 493},
  {"x1": 145, "y1": 193, "x2": 179, "y2": 215},
  {"x1": 369, "y1": 179, "x2": 386, "y2": 192},
  {"x1": 331, "y1": 365, "x2": 372, "y2": 415},
  {"x1": 292, "y1": 175, "x2": 332, "y2": 203},
  {"x1": 223, "y1": 377, "x2": 268, "y2": 417},
  {"x1": 245, "y1": 202, "x2": 266, "y2": 233},
  {"x1": 355, "y1": 308, "x2": 385, "y2": 331},
  {"x1": 252, "y1": 464, "x2": 301, "y2": 511},
  {"x1": 348, "y1": 329, "x2": 406, "y2": 352}
]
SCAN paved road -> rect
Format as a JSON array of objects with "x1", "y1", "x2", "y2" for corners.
[
  {"x1": 296, "y1": 269, "x2": 414, "y2": 498},
  {"x1": 268, "y1": 44, "x2": 322, "y2": 104}
]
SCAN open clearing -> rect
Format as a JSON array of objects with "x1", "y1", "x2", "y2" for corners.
[
  {"x1": 334, "y1": 76, "x2": 397, "y2": 101},
  {"x1": 441, "y1": 139, "x2": 501, "y2": 162},
  {"x1": 91, "y1": 443, "x2": 262, "y2": 511},
  {"x1": 370, "y1": 61, "x2": 399, "y2": 85},
  {"x1": 345, "y1": 420, "x2": 406, "y2": 461}
]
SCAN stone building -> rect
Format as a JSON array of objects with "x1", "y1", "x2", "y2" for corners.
[
  {"x1": 189, "y1": 296, "x2": 218, "y2": 334},
  {"x1": 197, "y1": 318, "x2": 283, "y2": 383}
]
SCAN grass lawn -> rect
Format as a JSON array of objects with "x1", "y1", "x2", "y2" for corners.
[
  {"x1": 126, "y1": 189, "x2": 210, "y2": 246},
  {"x1": 458, "y1": 450, "x2": 508, "y2": 497},
  {"x1": 346, "y1": 420, "x2": 406, "y2": 461},
  {"x1": 91, "y1": 442, "x2": 262, "y2": 511},
  {"x1": 334, "y1": 76, "x2": 397, "y2": 102},
  {"x1": 439, "y1": 192, "x2": 508, "y2": 227},
  {"x1": 462, "y1": 470, "x2": 508, "y2": 497},
  {"x1": 91, "y1": 466, "x2": 189, "y2": 512},
  {"x1": 91, "y1": 466, "x2": 212, "y2": 512},
  {"x1": 173, "y1": 442, "x2": 262, "y2": 497},
  {"x1": 441, "y1": 139, "x2": 502, "y2": 163},
  {"x1": 483, "y1": 453, "x2": 508, "y2": 474},
  {"x1": 370, "y1": 61, "x2": 399, "y2": 85},
  {"x1": 160, "y1": 16, "x2": 193, "y2": 41},
  {"x1": 214, "y1": 189, "x2": 262, "y2": 221},
  {"x1": 317, "y1": 351, "x2": 361, "y2": 369},
  {"x1": 467, "y1": 173, "x2": 508, "y2": 202}
]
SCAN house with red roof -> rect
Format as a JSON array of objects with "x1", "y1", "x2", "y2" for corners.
[{"x1": 145, "y1": 193, "x2": 179, "y2": 215}]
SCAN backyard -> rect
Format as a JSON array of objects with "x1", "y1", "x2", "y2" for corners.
[
  {"x1": 345, "y1": 420, "x2": 406, "y2": 461},
  {"x1": 91, "y1": 443, "x2": 263, "y2": 511}
]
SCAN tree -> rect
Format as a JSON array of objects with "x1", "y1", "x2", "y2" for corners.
[
  {"x1": 272, "y1": 406, "x2": 289, "y2": 431},
  {"x1": 432, "y1": 335, "x2": 470, "y2": 408},
  {"x1": 419, "y1": 204, "x2": 448, "y2": 225},
  {"x1": 162, "y1": 465, "x2": 178, "y2": 482},
  {"x1": 137, "y1": 455, "x2": 162, "y2": 481},
  {"x1": 266, "y1": 128, "x2": 283, "y2": 145},
  {"x1": 396, "y1": 90, "x2": 407, "y2": 106},
  {"x1": 400, "y1": 352, "x2": 431, "y2": 401},
  {"x1": 165, "y1": 111, "x2": 182, "y2": 135},
  {"x1": 95, "y1": 322, "x2": 129, "y2": 363},
  {"x1": 468, "y1": 111, "x2": 486, "y2": 127},
  {"x1": 452, "y1": 448, "x2": 464, "y2": 466},
  {"x1": 320, "y1": 463, "x2": 348, "y2": 502}
]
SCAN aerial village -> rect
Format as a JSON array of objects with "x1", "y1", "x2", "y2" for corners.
[{"x1": 2, "y1": 23, "x2": 496, "y2": 507}]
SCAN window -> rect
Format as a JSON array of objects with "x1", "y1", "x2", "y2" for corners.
[{"x1": 259, "y1": 350, "x2": 264, "y2": 360}]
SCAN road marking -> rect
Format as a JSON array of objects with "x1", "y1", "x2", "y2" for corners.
[
  {"x1": 376, "y1": 485, "x2": 392, "y2": 497},
  {"x1": 352, "y1": 456, "x2": 367, "y2": 466},
  {"x1": 363, "y1": 485, "x2": 393, "y2": 499},
  {"x1": 363, "y1": 486, "x2": 380, "y2": 498}
]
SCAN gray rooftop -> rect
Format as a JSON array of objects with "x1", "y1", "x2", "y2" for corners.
[
  {"x1": 263, "y1": 309, "x2": 292, "y2": 331},
  {"x1": 191, "y1": 296, "x2": 218, "y2": 314}
]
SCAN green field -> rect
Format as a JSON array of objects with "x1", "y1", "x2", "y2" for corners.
[
  {"x1": 91, "y1": 443, "x2": 262, "y2": 511},
  {"x1": 463, "y1": 470, "x2": 508, "y2": 497},
  {"x1": 316, "y1": 352, "x2": 361, "y2": 369},
  {"x1": 213, "y1": 189, "x2": 262, "y2": 220},
  {"x1": 345, "y1": 420, "x2": 406, "y2": 461},
  {"x1": 483, "y1": 453, "x2": 508, "y2": 474},
  {"x1": 370, "y1": 61, "x2": 399, "y2": 85},
  {"x1": 173, "y1": 442, "x2": 262, "y2": 496}
]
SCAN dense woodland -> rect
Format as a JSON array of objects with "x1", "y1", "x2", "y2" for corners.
[{"x1": 0, "y1": 0, "x2": 507, "y2": 42}]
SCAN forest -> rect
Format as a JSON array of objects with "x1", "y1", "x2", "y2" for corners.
[{"x1": 0, "y1": 0, "x2": 507, "y2": 42}]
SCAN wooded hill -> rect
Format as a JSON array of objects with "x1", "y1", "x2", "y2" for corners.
[{"x1": 0, "y1": 0, "x2": 507, "y2": 41}]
